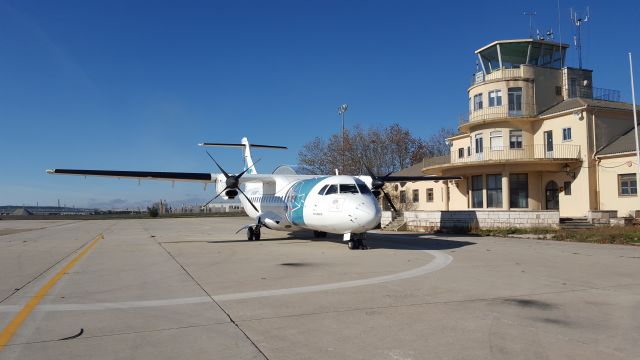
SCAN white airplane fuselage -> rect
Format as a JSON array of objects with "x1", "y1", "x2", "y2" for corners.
[{"x1": 237, "y1": 175, "x2": 381, "y2": 235}]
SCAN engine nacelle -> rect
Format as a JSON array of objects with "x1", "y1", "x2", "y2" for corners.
[{"x1": 225, "y1": 189, "x2": 238, "y2": 199}]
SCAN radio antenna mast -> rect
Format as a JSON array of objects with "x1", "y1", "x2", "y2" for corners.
[
  {"x1": 570, "y1": 6, "x2": 590, "y2": 69},
  {"x1": 523, "y1": 11, "x2": 537, "y2": 38}
]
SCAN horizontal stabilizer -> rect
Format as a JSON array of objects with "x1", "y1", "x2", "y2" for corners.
[{"x1": 198, "y1": 143, "x2": 287, "y2": 150}]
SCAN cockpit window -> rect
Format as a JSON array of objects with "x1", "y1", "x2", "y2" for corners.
[
  {"x1": 340, "y1": 184, "x2": 359, "y2": 194},
  {"x1": 357, "y1": 183, "x2": 372, "y2": 194},
  {"x1": 318, "y1": 184, "x2": 329, "y2": 195},
  {"x1": 324, "y1": 184, "x2": 338, "y2": 195}
]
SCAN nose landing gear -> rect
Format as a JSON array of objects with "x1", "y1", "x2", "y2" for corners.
[{"x1": 346, "y1": 233, "x2": 368, "y2": 250}]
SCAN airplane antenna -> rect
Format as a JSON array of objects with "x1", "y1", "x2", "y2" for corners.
[
  {"x1": 523, "y1": 11, "x2": 537, "y2": 38},
  {"x1": 570, "y1": 6, "x2": 590, "y2": 69}
]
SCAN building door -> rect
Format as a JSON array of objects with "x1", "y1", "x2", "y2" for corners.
[
  {"x1": 508, "y1": 87, "x2": 523, "y2": 116},
  {"x1": 544, "y1": 130, "x2": 553, "y2": 158},
  {"x1": 545, "y1": 181, "x2": 559, "y2": 210},
  {"x1": 475, "y1": 133, "x2": 484, "y2": 160}
]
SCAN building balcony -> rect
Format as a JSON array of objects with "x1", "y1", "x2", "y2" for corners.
[
  {"x1": 566, "y1": 85, "x2": 621, "y2": 102},
  {"x1": 470, "y1": 66, "x2": 534, "y2": 87},
  {"x1": 424, "y1": 144, "x2": 582, "y2": 173},
  {"x1": 459, "y1": 102, "x2": 536, "y2": 131}
]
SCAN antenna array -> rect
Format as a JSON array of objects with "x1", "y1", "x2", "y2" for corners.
[{"x1": 570, "y1": 7, "x2": 590, "y2": 69}]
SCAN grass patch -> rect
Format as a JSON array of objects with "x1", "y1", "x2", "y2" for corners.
[{"x1": 472, "y1": 226, "x2": 640, "y2": 245}]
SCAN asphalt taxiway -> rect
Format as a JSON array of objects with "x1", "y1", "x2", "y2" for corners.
[{"x1": 0, "y1": 217, "x2": 638, "y2": 359}]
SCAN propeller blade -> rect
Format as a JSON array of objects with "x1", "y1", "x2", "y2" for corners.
[
  {"x1": 201, "y1": 186, "x2": 229, "y2": 208},
  {"x1": 236, "y1": 158, "x2": 262, "y2": 178},
  {"x1": 237, "y1": 187, "x2": 259, "y2": 213},
  {"x1": 205, "y1": 151, "x2": 229, "y2": 178},
  {"x1": 363, "y1": 163, "x2": 376, "y2": 178},
  {"x1": 382, "y1": 189, "x2": 398, "y2": 213}
]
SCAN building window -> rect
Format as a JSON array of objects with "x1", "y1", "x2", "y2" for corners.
[
  {"x1": 474, "y1": 133, "x2": 484, "y2": 154},
  {"x1": 487, "y1": 174, "x2": 502, "y2": 208},
  {"x1": 473, "y1": 93, "x2": 483, "y2": 111},
  {"x1": 467, "y1": 146, "x2": 471, "y2": 156},
  {"x1": 562, "y1": 127, "x2": 572, "y2": 141},
  {"x1": 426, "y1": 188, "x2": 434, "y2": 202},
  {"x1": 619, "y1": 174, "x2": 638, "y2": 196},
  {"x1": 458, "y1": 148, "x2": 464, "y2": 159},
  {"x1": 399, "y1": 190, "x2": 406, "y2": 203},
  {"x1": 471, "y1": 175, "x2": 483, "y2": 208},
  {"x1": 412, "y1": 189, "x2": 419, "y2": 203},
  {"x1": 509, "y1": 129, "x2": 523, "y2": 149},
  {"x1": 490, "y1": 130, "x2": 503, "y2": 150},
  {"x1": 509, "y1": 173, "x2": 528, "y2": 208},
  {"x1": 508, "y1": 87, "x2": 523, "y2": 114},
  {"x1": 555, "y1": 86, "x2": 562, "y2": 96},
  {"x1": 488, "y1": 90, "x2": 502, "y2": 107},
  {"x1": 563, "y1": 181, "x2": 572, "y2": 195}
]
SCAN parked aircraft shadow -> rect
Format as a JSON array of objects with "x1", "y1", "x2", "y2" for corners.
[{"x1": 206, "y1": 231, "x2": 475, "y2": 251}]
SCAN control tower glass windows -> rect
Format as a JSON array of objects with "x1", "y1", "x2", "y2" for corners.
[
  {"x1": 488, "y1": 90, "x2": 502, "y2": 107},
  {"x1": 508, "y1": 88, "x2": 522, "y2": 115},
  {"x1": 477, "y1": 40, "x2": 567, "y2": 75},
  {"x1": 499, "y1": 42, "x2": 529, "y2": 69},
  {"x1": 473, "y1": 94, "x2": 483, "y2": 111}
]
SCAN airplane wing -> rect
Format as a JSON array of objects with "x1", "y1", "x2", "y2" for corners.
[{"x1": 46, "y1": 169, "x2": 213, "y2": 183}]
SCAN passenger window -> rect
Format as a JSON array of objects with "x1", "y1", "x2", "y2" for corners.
[
  {"x1": 340, "y1": 184, "x2": 359, "y2": 194},
  {"x1": 325, "y1": 185, "x2": 338, "y2": 195},
  {"x1": 356, "y1": 183, "x2": 371, "y2": 194},
  {"x1": 318, "y1": 184, "x2": 329, "y2": 195}
]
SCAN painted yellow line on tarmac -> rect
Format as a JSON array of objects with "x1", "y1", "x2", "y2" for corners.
[{"x1": 0, "y1": 233, "x2": 105, "y2": 351}]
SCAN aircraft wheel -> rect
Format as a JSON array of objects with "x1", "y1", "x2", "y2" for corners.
[
  {"x1": 347, "y1": 240, "x2": 358, "y2": 250},
  {"x1": 247, "y1": 227, "x2": 255, "y2": 241},
  {"x1": 254, "y1": 228, "x2": 261, "y2": 241}
]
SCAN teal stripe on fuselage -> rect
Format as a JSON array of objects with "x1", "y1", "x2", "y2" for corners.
[{"x1": 285, "y1": 177, "x2": 327, "y2": 226}]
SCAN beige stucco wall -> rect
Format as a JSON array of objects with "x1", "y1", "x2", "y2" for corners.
[{"x1": 598, "y1": 155, "x2": 639, "y2": 217}]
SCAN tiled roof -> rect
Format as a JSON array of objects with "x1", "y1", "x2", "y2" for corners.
[
  {"x1": 392, "y1": 155, "x2": 450, "y2": 176},
  {"x1": 597, "y1": 127, "x2": 640, "y2": 156},
  {"x1": 539, "y1": 98, "x2": 640, "y2": 117}
]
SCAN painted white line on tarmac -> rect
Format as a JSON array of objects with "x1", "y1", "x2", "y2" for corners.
[{"x1": 0, "y1": 249, "x2": 452, "y2": 312}]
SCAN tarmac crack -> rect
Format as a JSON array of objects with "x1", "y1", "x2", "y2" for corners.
[
  {"x1": 152, "y1": 230, "x2": 270, "y2": 360},
  {"x1": 3, "y1": 322, "x2": 231, "y2": 347}
]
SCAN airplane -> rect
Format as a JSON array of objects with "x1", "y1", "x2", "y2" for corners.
[{"x1": 47, "y1": 137, "x2": 461, "y2": 250}]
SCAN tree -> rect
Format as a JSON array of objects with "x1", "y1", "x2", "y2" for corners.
[{"x1": 297, "y1": 123, "x2": 457, "y2": 175}]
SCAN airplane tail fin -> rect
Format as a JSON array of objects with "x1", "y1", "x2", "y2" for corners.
[{"x1": 199, "y1": 138, "x2": 287, "y2": 175}]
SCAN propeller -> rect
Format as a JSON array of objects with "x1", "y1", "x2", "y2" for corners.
[
  {"x1": 364, "y1": 164, "x2": 398, "y2": 212},
  {"x1": 201, "y1": 151, "x2": 261, "y2": 212}
]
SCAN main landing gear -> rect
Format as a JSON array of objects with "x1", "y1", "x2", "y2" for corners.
[
  {"x1": 346, "y1": 233, "x2": 368, "y2": 250},
  {"x1": 247, "y1": 225, "x2": 261, "y2": 241}
]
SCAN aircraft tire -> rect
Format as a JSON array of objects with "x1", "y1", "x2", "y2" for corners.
[
  {"x1": 254, "y1": 228, "x2": 261, "y2": 241},
  {"x1": 247, "y1": 227, "x2": 255, "y2": 241},
  {"x1": 347, "y1": 240, "x2": 358, "y2": 250}
]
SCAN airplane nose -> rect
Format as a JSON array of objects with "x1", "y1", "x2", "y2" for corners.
[{"x1": 348, "y1": 196, "x2": 381, "y2": 230}]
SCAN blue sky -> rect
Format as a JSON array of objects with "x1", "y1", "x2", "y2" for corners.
[{"x1": 1, "y1": 0, "x2": 638, "y2": 208}]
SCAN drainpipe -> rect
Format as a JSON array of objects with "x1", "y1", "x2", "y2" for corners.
[{"x1": 591, "y1": 112, "x2": 600, "y2": 210}]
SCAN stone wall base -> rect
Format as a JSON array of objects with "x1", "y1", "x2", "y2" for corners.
[{"x1": 382, "y1": 210, "x2": 560, "y2": 232}]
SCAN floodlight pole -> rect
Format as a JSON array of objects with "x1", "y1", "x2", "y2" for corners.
[
  {"x1": 629, "y1": 53, "x2": 640, "y2": 187},
  {"x1": 338, "y1": 104, "x2": 348, "y2": 174}
]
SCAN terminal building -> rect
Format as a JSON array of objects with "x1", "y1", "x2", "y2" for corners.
[{"x1": 388, "y1": 38, "x2": 639, "y2": 229}]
